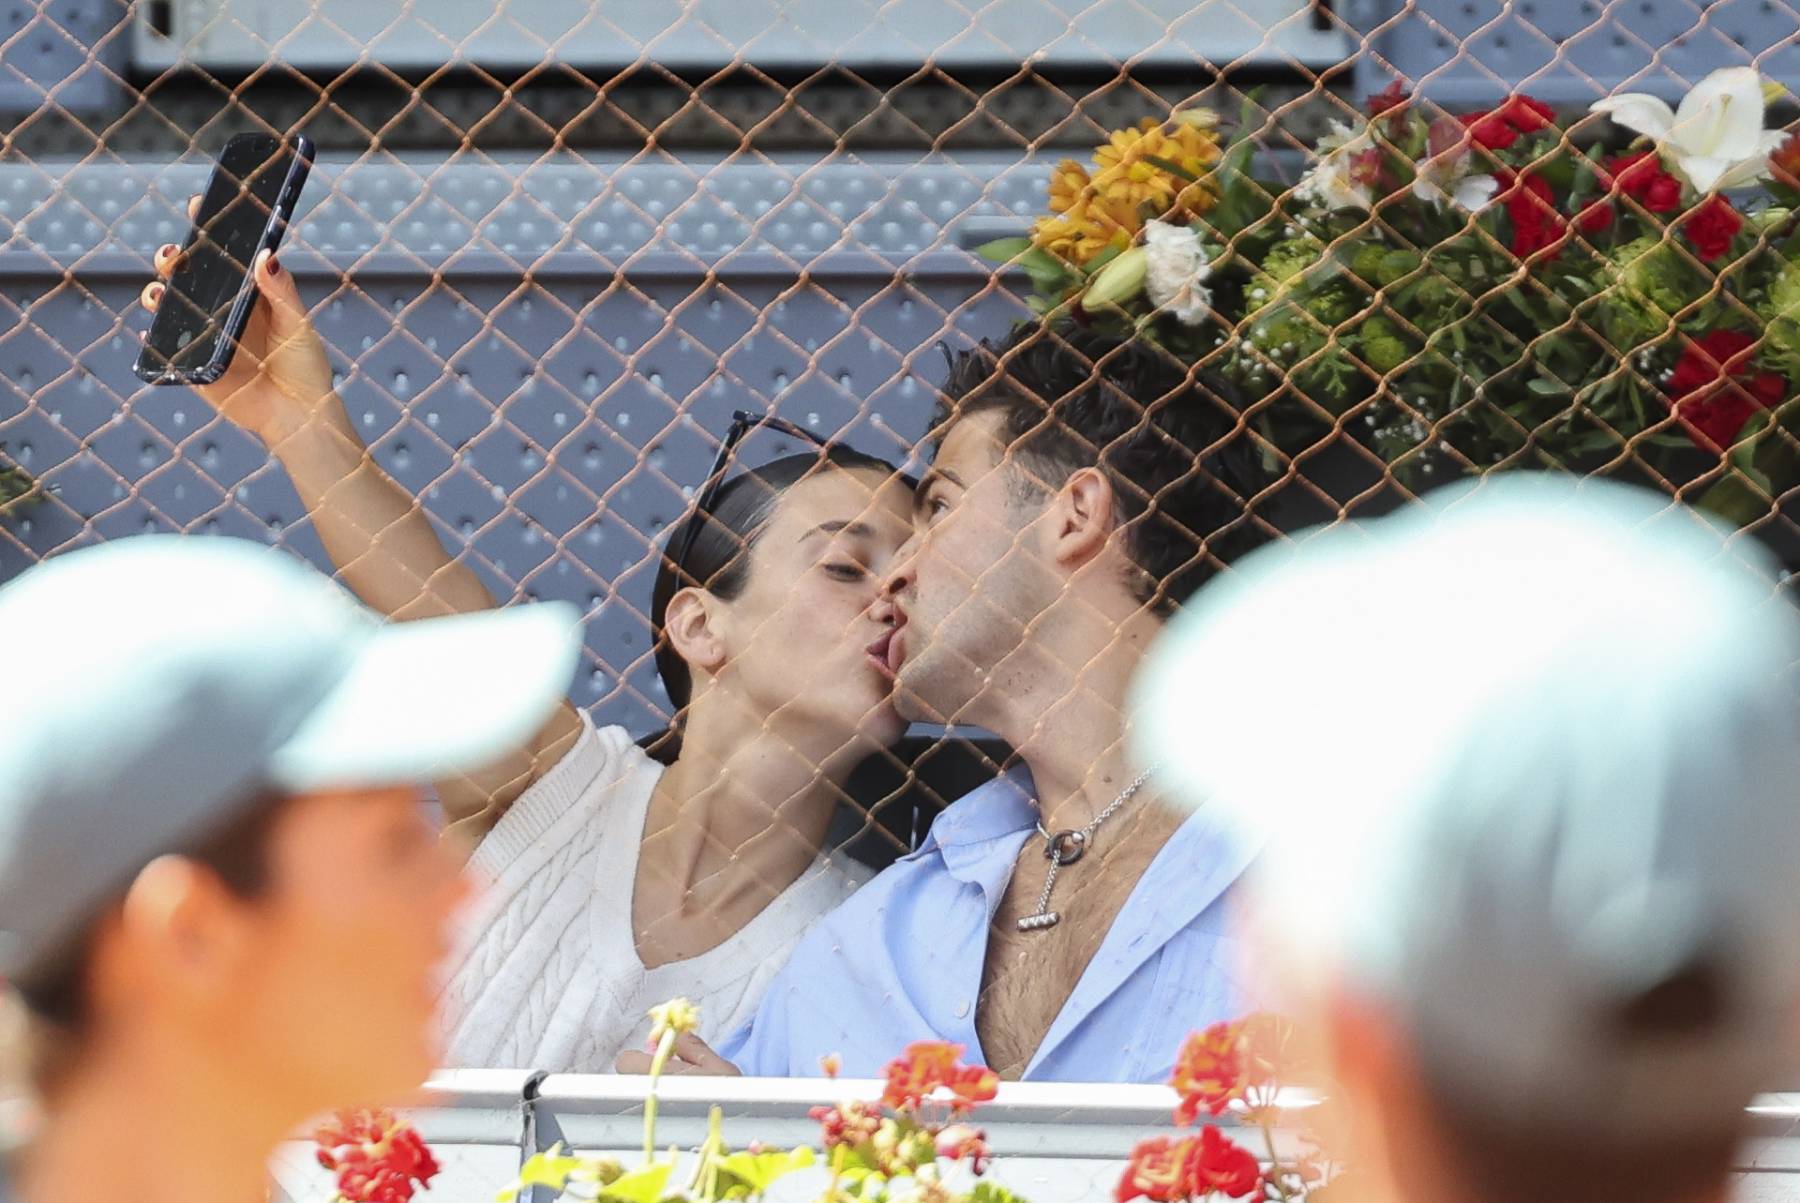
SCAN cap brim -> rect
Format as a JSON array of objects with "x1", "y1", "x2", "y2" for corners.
[{"x1": 267, "y1": 601, "x2": 583, "y2": 792}]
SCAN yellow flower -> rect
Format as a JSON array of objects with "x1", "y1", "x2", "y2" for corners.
[
  {"x1": 648, "y1": 997, "x2": 700, "y2": 1043},
  {"x1": 1047, "y1": 158, "x2": 1092, "y2": 214},
  {"x1": 1033, "y1": 159, "x2": 1137, "y2": 265},
  {"x1": 1091, "y1": 117, "x2": 1221, "y2": 221}
]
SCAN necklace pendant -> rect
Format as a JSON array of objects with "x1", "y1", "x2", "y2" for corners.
[
  {"x1": 1043, "y1": 829, "x2": 1087, "y2": 866},
  {"x1": 1017, "y1": 911, "x2": 1061, "y2": 932}
]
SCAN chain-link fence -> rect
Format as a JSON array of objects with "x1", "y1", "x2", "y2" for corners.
[{"x1": 4, "y1": 0, "x2": 1800, "y2": 1139}]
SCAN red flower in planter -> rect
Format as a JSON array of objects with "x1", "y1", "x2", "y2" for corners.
[
  {"x1": 1190, "y1": 1126, "x2": 1263, "y2": 1199},
  {"x1": 1680, "y1": 193, "x2": 1745, "y2": 262},
  {"x1": 1116, "y1": 1128, "x2": 1263, "y2": 1202},
  {"x1": 1171, "y1": 1021, "x2": 1247, "y2": 1124},
  {"x1": 1502, "y1": 172, "x2": 1566, "y2": 260},
  {"x1": 1461, "y1": 94, "x2": 1556, "y2": 150},
  {"x1": 935, "y1": 1123, "x2": 993, "y2": 1175},
  {"x1": 1117, "y1": 1136, "x2": 1196, "y2": 1202},
  {"x1": 1667, "y1": 330, "x2": 1785, "y2": 451},
  {"x1": 314, "y1": 1109, "x2": 440, "y2": 1203},
  {"x1": 881, "y1": 1041, "x2": 999, "y2": 1112}
]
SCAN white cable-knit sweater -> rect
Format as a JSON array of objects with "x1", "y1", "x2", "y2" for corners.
[{"x1": 437, "y1": 714, "x2": 872, "y2": 1072}]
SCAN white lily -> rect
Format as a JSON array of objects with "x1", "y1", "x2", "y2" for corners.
[
  {"x1": 1591, "y1": 66, "x2": 1788, "y2": 193},
  {"x1": 1295, "y1": 120, "x2": 1379, "y2": 212},
  {"x1": 1410, "y1": 116, "x2": 1500, "y2": 212}
]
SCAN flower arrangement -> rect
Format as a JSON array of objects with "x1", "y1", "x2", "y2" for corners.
[
  {"x1": 984, "y1": 68, "x2": 1800, "y2": 525},
  {"x1": 313, "y1": 1107, "x2": 442, "y2": 1203},
  {"x1": 500, "y1": 1001, "x2": 1326, "y2": 1203}
]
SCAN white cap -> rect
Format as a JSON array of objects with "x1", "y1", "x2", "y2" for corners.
[
  {"x1": 1134, "y1": 476, "x2": 1800, "y2": 1139},
  {"x1": 0, "y1": 534, "x2": 582, "y2": 985}
]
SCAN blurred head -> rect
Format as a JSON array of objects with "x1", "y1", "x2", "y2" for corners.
[
  {"x1": 650, "y1": 446, "x2": 915, "y2": 759},
  {"x1": 883, "y1": 323, "x2": 1264, "y2": 725},
  {"x1": 1135, "y1": 476, "x2": 1800, "y2": 1203},
  {"x1": 0, "y1": 535, "x2": 578, "y2": 1134},
  {"x1": 16, "y1": 783, "x2": 467, "y2": 1120}
]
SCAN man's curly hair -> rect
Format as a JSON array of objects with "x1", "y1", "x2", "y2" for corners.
[{"x1": 931, "y1": 322, "x2": 1269, "y2": 614}]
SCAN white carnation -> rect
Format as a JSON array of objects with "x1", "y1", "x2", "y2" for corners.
[{"x1": 1142, "y1": 219, "x2": 1213, "y2": 326}]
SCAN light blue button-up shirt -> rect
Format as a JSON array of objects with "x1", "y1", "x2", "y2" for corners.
[{"x1": 720, "y1": 767, "x2": 1265, "y2": 1082}]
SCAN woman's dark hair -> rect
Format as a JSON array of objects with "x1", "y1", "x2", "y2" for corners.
[{"x1": 641, "y1": 445, "x2": 902, "y2": 765}]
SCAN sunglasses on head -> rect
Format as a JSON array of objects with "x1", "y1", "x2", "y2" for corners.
[{"x1": 671, "y1": 410, "x2": 831, "y2": 575}]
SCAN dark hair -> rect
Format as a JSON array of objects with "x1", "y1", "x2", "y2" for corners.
[
  {"x1": 643, "y1": 445, "x2": 901, "y2": 763},
  {"x1": 932, "y1": 323, "x2": 1269, "y2": 613},
  {"x1": 1408, "y1": 956, "x2": 1747, "y2": 1203},
  {"x1": 1419, "y1": 1077, "x2": 1739, "y2": 1203},
  {"x1": 15, "y1": 793, "x2": 287, "y2": 1039}
]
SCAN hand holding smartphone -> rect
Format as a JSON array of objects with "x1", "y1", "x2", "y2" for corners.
[{"x1": 134, "y1": 132, "x2": 314, "y2": 387}]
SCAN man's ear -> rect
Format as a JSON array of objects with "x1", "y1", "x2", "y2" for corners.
[
  {"x1": 664, "y1": 587, "x2": 729, "y2": 683},
  {"x1": 98, "y1": 855, "x2": 250, "y2": 1008},
  {"x1": 1047, "y1": 465, "x2": 1117, "y2": 570}
]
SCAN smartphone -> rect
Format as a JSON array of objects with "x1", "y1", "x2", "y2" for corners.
[{"x1": 134, "y1": 132, "x2": 314, "y2": 387}]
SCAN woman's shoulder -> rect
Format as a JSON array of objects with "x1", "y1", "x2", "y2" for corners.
[{"x1": 466, "y1": 716, "x2": 662, "y2": 876}]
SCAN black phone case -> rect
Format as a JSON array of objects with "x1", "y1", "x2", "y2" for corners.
[{"x1": 133, "y1": 133, "x2": 315, "y2": 387}]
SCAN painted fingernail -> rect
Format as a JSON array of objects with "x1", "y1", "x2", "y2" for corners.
[
  {"x1": 266, "y1": 255, "x2": 281, "y2": 276},
  {"x1": 157, "y1": 243, "x2": 175, "y2": 259}
]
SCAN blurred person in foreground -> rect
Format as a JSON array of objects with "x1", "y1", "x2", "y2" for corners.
[
  {"x1": 139, "y1": 220, "x2": 912, "y2": 1070},
  {"x1": 649, "y1": 322, "x2": 1273, "y2": 1081},
  {"x1": 0, "y1": 536, "x2": 578, "y2": 1203},
  {"x1": 1134, "y1": 475, "x2": 1800, "y2": 1203}
]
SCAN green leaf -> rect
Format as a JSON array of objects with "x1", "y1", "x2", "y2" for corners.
[
  {"x1": 596, "y1": 1165, "x2": 671, "y2": 1203},
  {"x1": 501, "y1": 1149, "x2": 590, "y2": 1201},
  {"x1": 971, "y1": 1182, "x2": 1035, "y2": 1203},
  {"x1": 975, "y1": 237, "x2": 1033, "y2": 263},
  {"x1": 1013, "y1": 246, "x2": 1082, "y2": 294},
  {"x1": 713, "y1": 1147, "x2": 816, "y2": 1198},
  {"x1": 1526, "y1": 377, "x2": 1571, "y2": 397},
  {"x1": 1141, "y1": 153, "x2": 1200, "y2": 183}
]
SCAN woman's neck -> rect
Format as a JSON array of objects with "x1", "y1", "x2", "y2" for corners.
[{"x1": 637, "y1": 699, "x2": 864, "y2": 931}]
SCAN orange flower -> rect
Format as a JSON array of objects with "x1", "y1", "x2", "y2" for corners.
[
  {"x1": 881, "y1": 1041, "x2": 1000, "y2": 1113},
  {"x1": 1170, "y1": 1021, "x2": 1248, "y2": 1125}
]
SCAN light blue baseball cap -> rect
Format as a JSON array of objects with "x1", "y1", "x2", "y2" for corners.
[
  {"x1": 1133, "y1": 475, "x2": 1800, "y2": 1137},
  {"x1": 0, "y1": 534, "x2": 582, "y2": 986}
]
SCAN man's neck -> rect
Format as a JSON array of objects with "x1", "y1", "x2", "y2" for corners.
[
  {"x1": 976, "y1": 606, "x2": 1163, "y2": 833},
  {"x1": 20, "y1": 1036, "x2": 290, "y2": 1203}
]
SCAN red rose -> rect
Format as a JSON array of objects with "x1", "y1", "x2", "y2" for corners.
[
  {"x1": 1604, "y1": 151, "x2": 1683, "y2": 213},
  {"x1": 1367, "y1": 80, "x2": 1410, "y2": 117},
  {"x1": 1667, "y1": 330, "x2": 1785, "y2": 451},
  {"x1": 1576, "y1": 197, "x2": 1615, "y2": 235},
  {"x1": 1680, "y1": 194, "x2": 1744, "y2": 262},
  {"x1": 1502, "y1": 172, "x2": 1565, "y2": 260},
  {"x1": 1460, "y1": 94, "x2": 1556, "y2": 151},
  {"x1": 1171, "y1": 1021, "x2": 1247, "y2": 1125},
  {"x1": 1190, "y1": 1126, "x2": 1263, "y2": 1200}
]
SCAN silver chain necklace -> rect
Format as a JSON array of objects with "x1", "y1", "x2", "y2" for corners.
[{"x1": 1017, "y1": 767, "x2": 1153, "y2": 933}]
